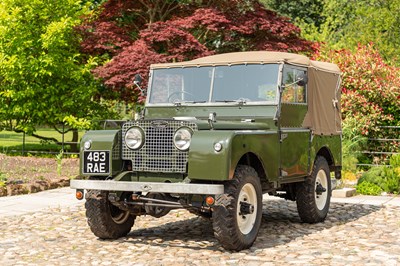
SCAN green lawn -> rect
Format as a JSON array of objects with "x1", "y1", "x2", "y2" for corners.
[{"x1": 0, "y1": 128, "x2": 85, "y2": 155}]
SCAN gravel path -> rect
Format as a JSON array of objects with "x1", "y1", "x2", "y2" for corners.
[{"x1": 1, "y1": 197, "x2": 399, "y2": 265}]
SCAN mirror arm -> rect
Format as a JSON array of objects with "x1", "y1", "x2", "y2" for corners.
[
  {"x1": 133, "y1": 74, "x2": 145, "y2": 96},
  {"x1": 134, "y1": 83, "x2": 146, "y2": 97}
]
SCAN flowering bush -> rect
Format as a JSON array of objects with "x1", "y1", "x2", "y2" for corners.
[{"x1": 315, "y1": 44, "x2": 400, "y2": 157}]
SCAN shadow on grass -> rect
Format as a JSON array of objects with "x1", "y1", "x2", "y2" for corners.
[{"x1": 107, "y1": 199, "x2": 382, "y2": 251}]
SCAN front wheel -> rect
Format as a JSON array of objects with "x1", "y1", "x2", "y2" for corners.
[
  {"x1": 85, "y1": 190, "x2": 135, "y2": 239},
  {"x1": 212, "y1": 165, "x2": 262, "y2": 251},
  {"x1": 296, "y1": 156, "x2": 332, "y2": 223}
]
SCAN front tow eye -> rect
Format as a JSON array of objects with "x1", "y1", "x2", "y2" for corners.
[
  {"x1": 315, "y1": 183, "x2": 327, "y2": 195},
  {"x1": 239, "y1": 201, "x2": 254, "y2": 215}
]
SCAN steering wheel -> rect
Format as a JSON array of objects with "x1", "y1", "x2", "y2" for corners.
[{"x1": 168, "y1": 91, "x2": 194, "y2": 103}]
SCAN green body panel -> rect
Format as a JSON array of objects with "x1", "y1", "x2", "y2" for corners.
[
  {"x1": 231, "y1": 131, "x2": 280, "y2": 181},
  {"x1": 278, "y1": 101, "x2": 310, "y2": 180},
  {"x1": 80, "y1": 130, "x2": 122, "y2": 176},
  {"x1": 188, "y1": 130, "x2": 280, "y2": 182},
  {"x1": 310, "y1": 135, "x2": 342, "y2": 169},
  {"x1": 188, "y1": 131, "x2": 234, "y2": 181},
  {"x1": 280, "y1": 103, "x2": 308, "y2": 128},
  {"x1": 144, "y1": 105, "x2": 277, "y2": 121},
  {"x1": 280, "y1": 129, "x2": 310, "y2": 178}
]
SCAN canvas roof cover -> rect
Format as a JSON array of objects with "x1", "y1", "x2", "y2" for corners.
[{"x1": 150, "y1": 51, "x2": 342, "y2": 135}]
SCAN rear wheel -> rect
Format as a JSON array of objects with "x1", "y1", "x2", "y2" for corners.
[
  {"x1": 296, "y1": 156, "x2": 331, "y2": 223},
  {"x1": 212, "y1": 165, "x2": 262, "y2": 251},
  {"x1": 85, "y1": 190, "x2": 135, "y2": 239}
]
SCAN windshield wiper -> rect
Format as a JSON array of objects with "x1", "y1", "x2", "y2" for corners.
[
  {"x1": 215, "y1": 100, "x2": 236, "y2": 103},
  {"x1": 215, "y1": 98, "x2": 247, "y2": 105},
  {"x1": 174, "y1": 100, "x2": 206, "y2": 106},
  {"x1": 185, "y1": 101, "x2": 206, "y2": 104}
]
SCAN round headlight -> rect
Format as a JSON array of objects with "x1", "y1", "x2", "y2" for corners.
[
  {"x1": 125, "y1": 127, "x2": 144, "y2": 150},
  {"x1": 173, "y1": 127, "x2": 192, "y2": 151}
]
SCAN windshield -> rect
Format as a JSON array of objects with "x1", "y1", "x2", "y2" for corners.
[{"x1": 148, "y1": 64, "x2": 280, "y2": 105}]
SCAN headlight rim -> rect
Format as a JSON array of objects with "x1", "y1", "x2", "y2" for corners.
[
  {"x1": 124, "y1": 126, "x2": 145, "y2": 150},
  {"x1": 173, "y1": 127, "x2": 193, "y2": 151}
]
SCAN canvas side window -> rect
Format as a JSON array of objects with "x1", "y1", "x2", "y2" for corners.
[{"x1": 282, "y1": 67, "x2": 307, "y2": 103}]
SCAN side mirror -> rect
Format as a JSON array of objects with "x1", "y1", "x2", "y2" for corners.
[
  {"x1": 296, "y1": 73, "x2": 308, "y2": 86},
  {"x1": 133, "y1": 74, "x2": 143, "y2": 86}
]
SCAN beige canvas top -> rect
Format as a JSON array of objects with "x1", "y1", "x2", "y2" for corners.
[
  {"x1": 150, "y1": 51, "x2": 340, "y2": 74},
  {"x1": 150, "y1": 51, "x2": 342, "y2": 135}
]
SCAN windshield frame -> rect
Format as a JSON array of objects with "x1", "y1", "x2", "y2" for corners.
[{"x1": 146, "y1": 63, "x2": 282, "y2": 107}]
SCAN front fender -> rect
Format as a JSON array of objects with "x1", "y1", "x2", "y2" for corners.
[
  {"x1": 231, "y1": 131, "x2": 280, "y2": 181},
  {"x1": 80, "y1": 130, "x2": 122, "y2": 176},
  {"x1": 188, "y1": 131, "x2": 235, "y2": 181},
  {"x1": 188, "y1": 130, "x2": 280, "y2": 182}
]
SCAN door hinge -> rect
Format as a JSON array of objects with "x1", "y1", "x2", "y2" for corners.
[{"x1": 280, "y1": 133, "x2": 288, "y2": 142}]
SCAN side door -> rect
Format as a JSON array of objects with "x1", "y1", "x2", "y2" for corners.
[{"x1": 279, "y1": 65, "x2": 310, "y2": 179}]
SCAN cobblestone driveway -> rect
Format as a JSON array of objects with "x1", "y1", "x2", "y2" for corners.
[{"x1": 1, "y1": 198, "x2": 399, "y2": 265}]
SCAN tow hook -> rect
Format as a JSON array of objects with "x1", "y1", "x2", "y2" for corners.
[{"x1": 239, "y1": 201, "x2": 254, "y2": 215}]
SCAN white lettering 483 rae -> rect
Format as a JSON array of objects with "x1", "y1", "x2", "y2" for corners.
[{"x1": 83, "y1": 151, "x2": 110, "y2": 174}]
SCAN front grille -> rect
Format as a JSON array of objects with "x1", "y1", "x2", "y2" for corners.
[{"x1": 122, "y1": 120, "x2": 198, "y2": 173}]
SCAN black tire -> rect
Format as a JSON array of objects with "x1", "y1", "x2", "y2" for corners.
[
  {"x1": 296, "y1": 156, "x2": 332, "y2": 223},
  {"x1": 188, "y1": 208, "x2": 212, "y2": 219},
  {"x1": 85, "y1": 190, "x2": 135, "y2": 239},
  {"x1": 212, "y1": 165, "x2": 262, "y2": 251}
]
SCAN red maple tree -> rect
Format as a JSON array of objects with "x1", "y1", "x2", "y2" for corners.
[{"x1": 78, "y1": 0, "x2": 315, "y2": 102}]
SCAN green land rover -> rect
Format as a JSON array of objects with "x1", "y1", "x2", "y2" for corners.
[{"x1": 71, "y1": 51, "x2": 342, "y2": 251}]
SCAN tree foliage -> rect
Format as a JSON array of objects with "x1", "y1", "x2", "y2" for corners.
[
  {"x1": 261, "y1": 0, "x2": 324, "y2": 27},
  {"x1": 318, "y1": 0, "x2": 400, "y2": 64},
  {"x1": 0, "y1": 0, "x2": 109, "y2": 136},
  {"x1": 263, "y1": 0, "x2": 400, "y2": 64},
  {"x1": 78, "y1": 0, "x2": 315, "y2": 102}
]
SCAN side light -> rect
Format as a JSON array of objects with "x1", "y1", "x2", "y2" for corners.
[
  {"x1": 84, "y1": 141, "x2": 91, "y2": 150},
  {"x1": 214, "y1": 142, "x2": 223, "y2": 152},
  {"x1": 76, "y1": 189, "x2": 84, "y2": 200},
  {"x1": 205, "y1": 196, "x2": 215, "y2": 206}
]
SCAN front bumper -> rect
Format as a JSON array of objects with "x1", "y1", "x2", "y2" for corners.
[{"x1": 70, "y1": 179, "x2": 224, "y2": 195}]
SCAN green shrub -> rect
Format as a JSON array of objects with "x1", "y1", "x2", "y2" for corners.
[
  {"x1": 341, "y1": 117, "x2": 367, "y2": 172},
  {"x1": 357, "y1": 166, "x2": 386, "y2": 186},
  {"x1": 356, "y1": 182, "x2": 383, "y2": 196},
  {"x1": 381, "y1": 168, "x2": 400, "y2": 194},
  {"x1": 356, "y1": 155, "x2": 400, "y2": 195},
  {"x1": 390, "y1": 154, "x2": 400, "y2": 168}
]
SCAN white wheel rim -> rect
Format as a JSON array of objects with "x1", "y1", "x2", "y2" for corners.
[
  {"x1": 109, "y1": 204, "x2": 130, "y2": 224},
  {"x1": 315, "y1": 169, "x2": 328, "y2": 210},
  {"x1": 237, "y1": 183, "x2": 258, "y2": 235},
  {"x1": 111, "y1": 211, "x2": 130, "y2": 224}
]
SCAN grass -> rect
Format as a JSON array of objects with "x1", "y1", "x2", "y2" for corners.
[{"x1": 0, "y1": 128, "x2": 85, "y2": 155}]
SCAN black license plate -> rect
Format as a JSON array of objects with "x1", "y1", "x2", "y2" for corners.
[{"x1": 83, "y1": 151, "x2": 110, "y2": 174}]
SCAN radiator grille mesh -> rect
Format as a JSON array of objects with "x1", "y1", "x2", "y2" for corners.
[{"x1": 122, "y1": 120, "x2": 197, "y2": 173}]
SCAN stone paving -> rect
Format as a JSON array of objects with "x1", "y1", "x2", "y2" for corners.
[{"x1": 0, "y1": 190, "x2": 399, "y2": 265}]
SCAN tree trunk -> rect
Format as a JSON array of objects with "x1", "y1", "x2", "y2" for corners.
[{"x1": 70, "y1": 129, "x2": 79, "y2": 153}]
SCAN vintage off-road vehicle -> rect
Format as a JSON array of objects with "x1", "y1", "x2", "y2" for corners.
[{"x1": 71, "y1": 51, "x2": 342, "y2": 251}]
